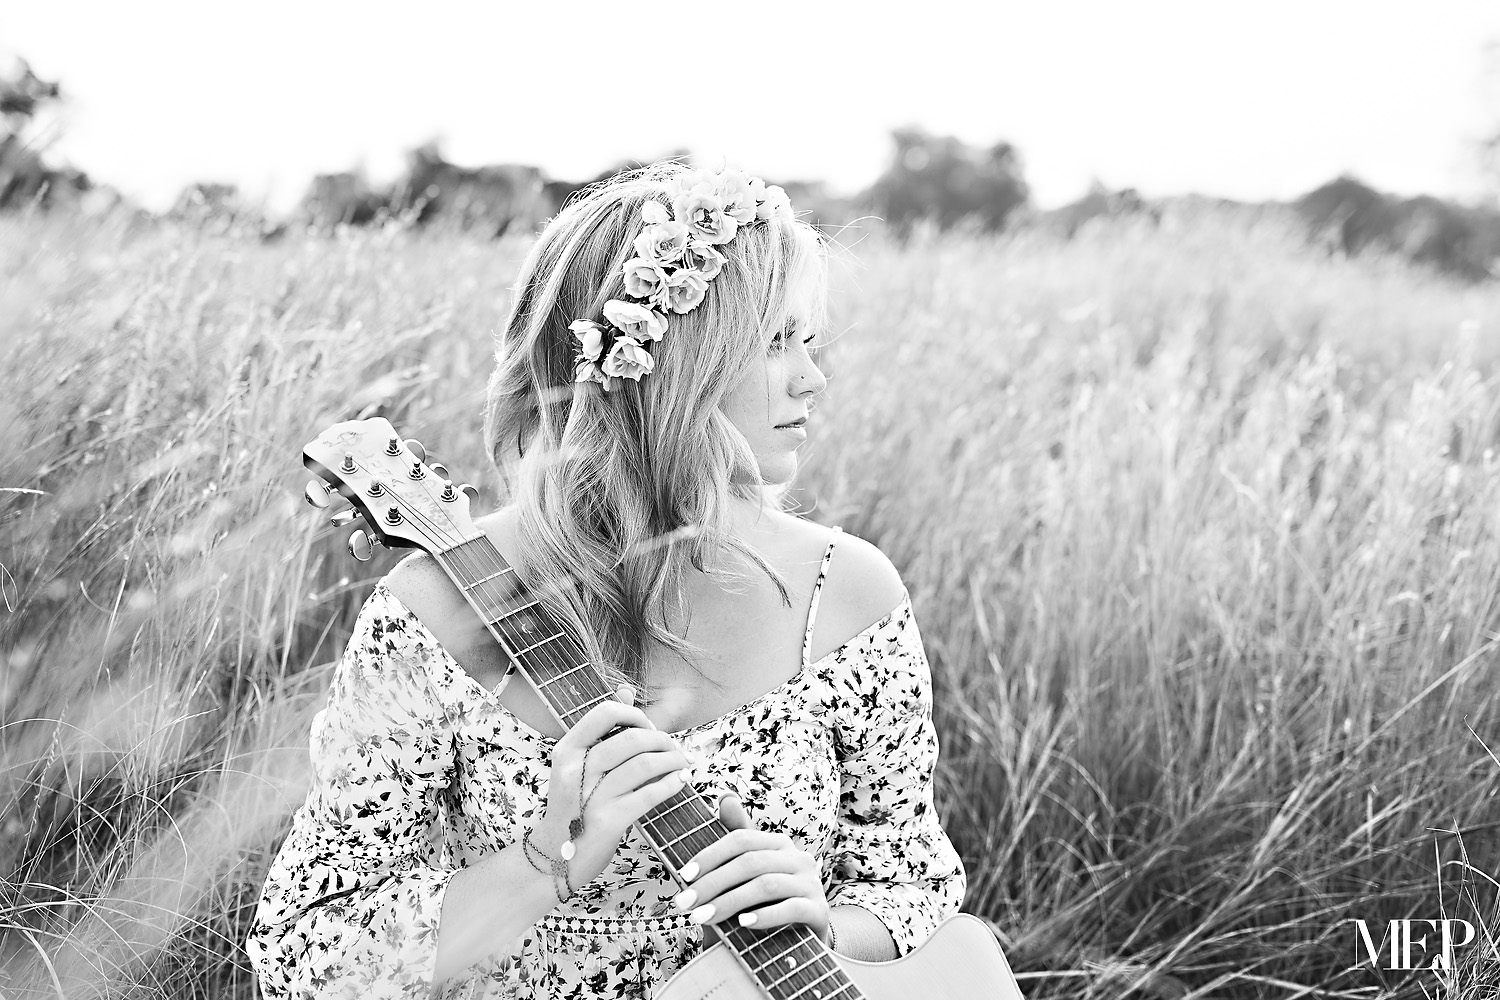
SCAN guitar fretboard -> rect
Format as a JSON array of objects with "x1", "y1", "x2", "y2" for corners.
[{"x1": 437, "y1": 534, "x2": 863, "y2": 1000}]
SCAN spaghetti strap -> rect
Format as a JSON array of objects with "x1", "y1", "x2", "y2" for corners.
[{"x1": 802, "y1": 525, "x2": 843, "y2": 666}]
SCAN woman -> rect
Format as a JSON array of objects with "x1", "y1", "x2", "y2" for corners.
[{"x1": 247, "y1": 163, "x2": 965, "y2": 998}]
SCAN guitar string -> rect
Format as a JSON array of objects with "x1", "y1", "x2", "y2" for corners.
[{"x1": 353, "y1": 459, "x2": 858, "y2": 998}]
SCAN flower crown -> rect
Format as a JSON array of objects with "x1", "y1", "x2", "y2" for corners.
[{"x1": 570, "y1": 168, "x2": 795, "y2": 391}]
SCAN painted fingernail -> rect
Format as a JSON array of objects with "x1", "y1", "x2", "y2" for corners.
[
  {"x1": 616, "y1": 684, "x2": 635, "y2": 705},
  {"x1": 677, "y1": 768, "x2": 694, "y2": 783},
  {"x1": 677, "y1": 861, "x2": 699, "y2": 882},
  {"x1": 674, "y1": 889, "x2": 697, "y2": 911},
  {"x1": 688, "y1": 903, "x2": 715, "y2": 924},
  {"x1": 738, "y1": 912, "x2": 758, "y2": 927}
]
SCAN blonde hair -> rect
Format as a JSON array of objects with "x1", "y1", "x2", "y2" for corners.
[{"x1": 483, "y1": 163, "x2": 827, "y2": 693}]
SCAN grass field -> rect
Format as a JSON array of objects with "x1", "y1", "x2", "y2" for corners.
[{"x1": 2, "y1": 204, "x2": 1499, "y2": 999}]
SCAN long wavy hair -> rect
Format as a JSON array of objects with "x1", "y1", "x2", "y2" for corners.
[{"x1": 483, "y1": 163, "x2": 827, "y2": 694}]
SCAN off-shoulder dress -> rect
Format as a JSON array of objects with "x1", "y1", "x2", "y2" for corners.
[{"x1": 247, "y1": 526, "x2": 966, "y2": 999}]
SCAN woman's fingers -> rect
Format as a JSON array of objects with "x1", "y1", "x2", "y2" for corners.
[
  {"x1": 679, "y1": 870, "x2": 825, "y2": 929},
  {"x1": 668, "y1": 795, "x2": 828, "y2": 931},
  {"x1": 586, "y1": 726, "x2": 690, "y2": 776},
  {"x1": 677, "y1": 821, "x2": 792, "y2": 884},
  {"x1": 609, "y1": 765, "x2": 696, "y2": 825},
  {"x1": 555, "y1": 689, "x2": 653, "y2": 754},
  {"x1": 717, "y1": 793, "x2": 753, "y2": 831},
  {"x1": 731, "y1": 897, "x2": 828, "y2": 932},
  {"x1": 588, "y1": 749, "x2": 692, "y2": 804},
  {"x1": 681, "y1": 845, "x2": 822, "y2": 917}
]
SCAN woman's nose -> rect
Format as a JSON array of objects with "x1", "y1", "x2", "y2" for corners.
[{"x1": 791, "y1": 355, "x2": 827, "y2": 397}]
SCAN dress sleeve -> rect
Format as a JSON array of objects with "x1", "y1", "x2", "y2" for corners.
[
  {"x1": 823, "y1": 597, "x2": 967, "y2": 955},
  {"x1": 246, "y1": 587, "x2": 460, "y2": 999}
]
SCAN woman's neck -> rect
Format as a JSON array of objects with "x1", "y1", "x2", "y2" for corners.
[{"x1": 723, "y1": 493, "x2": 784, "y2": 540}]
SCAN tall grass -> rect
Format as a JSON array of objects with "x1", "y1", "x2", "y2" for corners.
[{"x1": 1, "y1": 206, "x2": 1497, "y2": 998}]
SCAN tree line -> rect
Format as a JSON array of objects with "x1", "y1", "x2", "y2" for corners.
[{"x1": 4, "y1": 59, "x2": 1498, "y2": 281}]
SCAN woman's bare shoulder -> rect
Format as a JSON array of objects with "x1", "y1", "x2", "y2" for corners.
[
  {"x1": 822, "y1": 529, "x2": 906, "y2": 616},
  {"x1": 805, "y1": 524, "x2": 908, "y2": 661},
  {"x1": 382, "y1": 505, "x2": 522, "y2": 654}
]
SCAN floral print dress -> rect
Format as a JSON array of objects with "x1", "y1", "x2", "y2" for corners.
[{"x1": 247, "y1": 527, "x2": 966, "y2": 999}]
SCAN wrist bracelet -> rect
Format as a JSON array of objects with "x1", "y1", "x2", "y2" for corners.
[
  {"x1": 826, "y1": 917, "x2": 839, "y2": 953},
  {"x1": 521, "y1": 828, "x2": 573, "y2": 902}
]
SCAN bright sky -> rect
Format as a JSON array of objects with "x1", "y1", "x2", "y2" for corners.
[{"x1": 5, "y1": 0, "x2": 1499, "y2": 213}]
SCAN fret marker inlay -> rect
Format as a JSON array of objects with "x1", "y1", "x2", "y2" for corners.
[{"x1": 515, "y1": 632, "x2": 564, "y2": 655}]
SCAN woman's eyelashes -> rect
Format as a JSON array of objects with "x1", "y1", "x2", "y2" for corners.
[{"x1": 769, "y1": 326, "x2": 818, "y2": 354}]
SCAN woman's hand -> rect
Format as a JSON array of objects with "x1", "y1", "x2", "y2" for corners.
[
  {"x1": 531, "y1": 687, "x2": 696, "y2": 892},
  {"x1": 670, "y1": 795, "x2": 831, "y2": 942}
]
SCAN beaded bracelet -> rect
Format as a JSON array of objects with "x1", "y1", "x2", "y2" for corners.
[{"x1": 827, "y1": 918, "x2": 839, "y2": 954}]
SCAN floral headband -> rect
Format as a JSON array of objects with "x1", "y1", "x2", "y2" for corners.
[{"x1": 570, "y1": 168, "x2": 795, "y2": 391}]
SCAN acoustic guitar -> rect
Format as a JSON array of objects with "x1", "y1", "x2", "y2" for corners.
[{"x1": 303, "y1": 416, "x2": 1024, "y2": 1000}]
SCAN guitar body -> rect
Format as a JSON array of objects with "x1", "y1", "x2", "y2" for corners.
[{"x1": 656, "y1": 914, "x2": 1024, "y2": 1000}]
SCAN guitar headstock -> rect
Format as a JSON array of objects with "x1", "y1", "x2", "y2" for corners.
[{"x1": 303, "y1": 416, "x2": 482, "y2": 559}]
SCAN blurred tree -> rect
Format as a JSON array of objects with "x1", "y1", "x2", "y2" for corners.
[
  {"x1": 0, "y1": 59, "x2": 58, "y2": 122},
  {"x1": 869, "y1": 126, "x2": 1028, "y2": 235},
  {"x1": 1039, "y1": 180, "x2": 1160, "y2": 237},
  {"x1": 389, "y1": 141, "x2": 549, "y2": 238},
  {"x1": 1297, "y1": 174, "x2": 1500, "y2": 281},
  {"x1": 299, "y1": 171, "x2": 389, "y2": 230},
  {"x1": 0, "y1": 58, "x2": 90, "y2": 209},
  {"x1": 169, "y1": 181, "x2": 282, "y2": 238}
]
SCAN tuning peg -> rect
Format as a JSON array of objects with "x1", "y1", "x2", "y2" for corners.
[
  {"x1": 347, "y1": 529, "x2": 376, "y2": 562},
  {"x1": 330, "y1": 508, "x2": 362, "y2": 527},
  {"x1": 406, "y1": 439, "x2": 427, "y2": 463},
  {"x1": 429, "y1": 463, "x2": 448, "y2": 479},
  {"x1": 304, "y1": 481, "x2": 334, "y2": 508},
  {"x1": 459, "y1": 483, "x2": 479, "y2": 502}
]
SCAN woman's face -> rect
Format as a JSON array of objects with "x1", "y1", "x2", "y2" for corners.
[{"x1": 720, "y1": 259, "x2": 827, "y2": 485}]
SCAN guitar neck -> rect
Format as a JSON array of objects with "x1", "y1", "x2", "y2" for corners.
[
  {"x1": 435, "y1": 535, "x2": 738, "y2": 854},
  {"x1": 434, "y1": 534, "x2": 864, "y2": 1000}
]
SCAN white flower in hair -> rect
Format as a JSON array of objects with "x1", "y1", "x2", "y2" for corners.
[
  {"x1": 680, "y1": 242, "x2": 725, "y2": 280},
  {"x1": 641, "y1": 201, "x2": 671, "y2": 225},
  {"x1": 757, "y1": 184, "x2": 793, "y2": 221},
  {"x1": 634, "y1": 221, "x2": 690, "y2": 266},
  {"x1": 622, "y1": 258, "x2": 669, "y2": 300},
  {"x1": 673, "y1": 183, "x2": 738, "y2": 246},
  {"x1": 718, "y1": 170, "x2": 759, "y2": 225},
  {"x1": 570, "y1": 319, "x2": 605, "y2": 362},
  {"x1": 602, "y1": 337, "x2": 654, "y2": 381},
  {"x1": 575, "y1": 358, "x2": 605, "y2": 385},
  {"x1": 662, "y1": 269, "x2": 709, "y2": 314},
  {"x1": 602, "y1": 299, "x2": 668, "y2": 342}
]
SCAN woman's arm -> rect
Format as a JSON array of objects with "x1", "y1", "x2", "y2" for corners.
[
  {"x1": 248, "y1": 588, "x2": 694, "y2": 998},
  {"x1": 823, "y1": 592, "x2": 968, "y2": 956},
  {"x1": 247, "y1": 592, "x2": 484, "y2": 999},
  {"x1": 669, "y1": 536, "x2": 963, "y2": 959}
]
